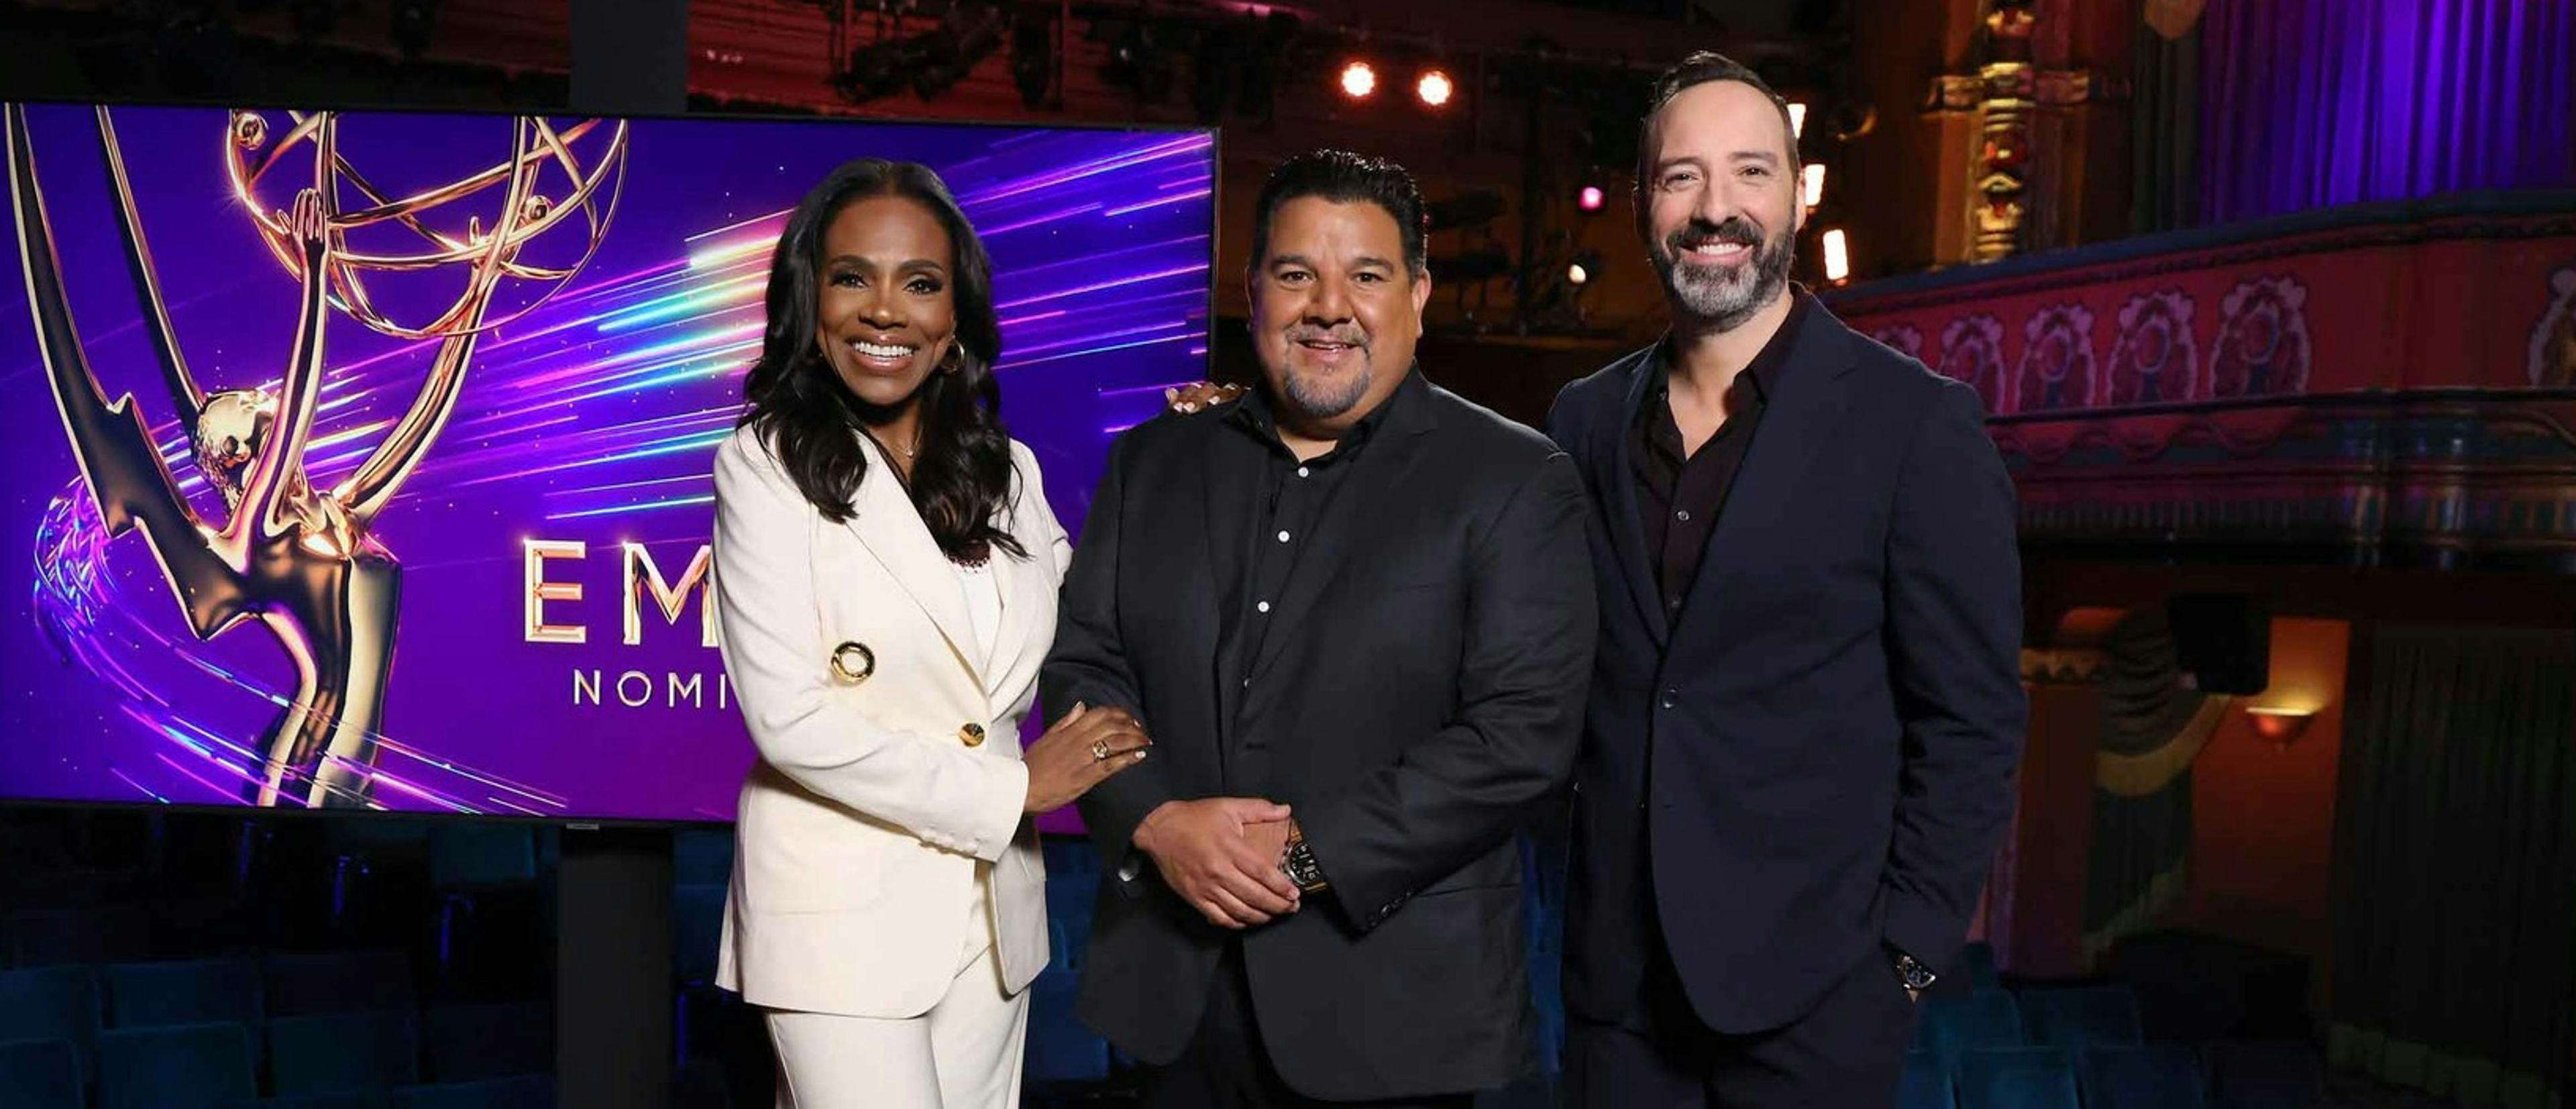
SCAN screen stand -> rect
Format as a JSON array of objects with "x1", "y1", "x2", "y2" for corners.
[{"x1": 557, "y1": 825, "x2": 674, "y2": 1108}]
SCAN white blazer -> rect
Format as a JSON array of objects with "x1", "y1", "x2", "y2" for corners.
[{"x1": 710, "y1": 423, "x2": 1070, "y2": 1018}]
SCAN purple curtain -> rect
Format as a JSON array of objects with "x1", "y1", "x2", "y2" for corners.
[{"x1": 2199, "y1": 0, "x2": 2576, "y2": 225}]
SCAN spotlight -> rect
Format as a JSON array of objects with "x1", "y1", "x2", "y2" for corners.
[
  {"x1": 1577, "y1": 185, "x2": 1605, "y2": 212},
  {"x1": 1415, "y1": 68, "x2": 1453, "y2": 107},
  {"x1": 1788, "y1": 101, "x2": 1808, "y2": 139},
  {"x1": 1566, "y1": 249, "x2": 1603, "y2": 288},
  {"x1": 1801, "y1": 164, "x2": 1826, "y2": 208},
  {"x1": 1340, "y1": 60, "x2": 1377, "y2": 99},
  {"x1": 1822, "y1": 227, "x2": 1849, "y2": 283}
]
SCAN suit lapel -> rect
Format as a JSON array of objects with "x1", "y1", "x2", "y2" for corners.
[
  {"x1": 1244, "y1": 375, "x2": 1440, "y2": 686},
  {"x1": 1681, "y1": 311, "x2": 1858, "y2": 625},
  {"x1": 842, "y1": 435, "x2": 979, "y2": 685},
  {"x1": 1605, "y1": 347, "x2": 1672, "y2": 646},
  {"x1": 977, "y1": 503, "x2": 1037, "y2": 702},
  {"x1": 969, "y1": 454, "x2": 1080, "y2": 715}
]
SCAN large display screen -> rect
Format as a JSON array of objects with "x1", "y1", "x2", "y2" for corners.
[{"x1": 1, "y1": 102, "x2": 1214, "y2": 823}]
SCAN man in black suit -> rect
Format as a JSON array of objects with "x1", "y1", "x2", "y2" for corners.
[
  {"x1": 1545, "y1": 53, "x2": 2027, "y2": 1107},
  {"x1": 1044, "y1": 150, "x2": 1596, "y2": 1108}
]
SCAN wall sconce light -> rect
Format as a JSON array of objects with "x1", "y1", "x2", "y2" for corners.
[{"x1": 2243, "y1": 706, "x2": 2316, "y2": 748}]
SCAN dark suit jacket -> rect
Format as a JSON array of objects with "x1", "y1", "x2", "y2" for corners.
[
  {"x1": 1544, "y1": 299, "x2": 2026, "y2": 1035},
  {"x1": 1044, "y1": 370, "x2": 1595, "y2": 1100}
]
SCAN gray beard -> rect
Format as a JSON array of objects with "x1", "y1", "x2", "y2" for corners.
[
  {"x1": 1656, "y1": 228, "x2": 1795, "y2": 333},
  {"x1": 1279, "y1": 362, "x2": 1373, "y2": 421}
]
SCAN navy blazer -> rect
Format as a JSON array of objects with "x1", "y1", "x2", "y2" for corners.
[{"x1": 1544, "y1": 297, "x2": 2027, "y2": 1035}]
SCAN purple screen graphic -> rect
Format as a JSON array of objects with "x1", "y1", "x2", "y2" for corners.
[{"x1": 0, "y1": 103, "x2": 1214, "y2": 823}]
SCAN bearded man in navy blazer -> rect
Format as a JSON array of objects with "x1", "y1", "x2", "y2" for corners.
[{"x1": 1545, "y1": 52, "x2": 2027, "y2": 1107}]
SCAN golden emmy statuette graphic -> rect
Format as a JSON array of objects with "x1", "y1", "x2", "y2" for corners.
[{"x1": 6, "y1": 105, "x2": 627, "y2": 806}]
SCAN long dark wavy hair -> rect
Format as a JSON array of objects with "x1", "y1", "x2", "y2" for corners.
[{"x1": 740, "y1": 158, "x2": 1024, "y2": 566}]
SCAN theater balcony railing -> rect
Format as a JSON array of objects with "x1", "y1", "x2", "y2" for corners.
[{"x1": 1827, "y1": 191, "x2": 2576, "y2": 572}]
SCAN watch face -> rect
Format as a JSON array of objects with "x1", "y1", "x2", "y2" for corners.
[{"x1": 1285, "y1": 844, "x2": 1324, "y2": 888}]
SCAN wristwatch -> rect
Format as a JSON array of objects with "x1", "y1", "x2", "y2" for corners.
[
  {"x1": 1891, "y1": 948, "x2": 1937, "y2": 992},
  {"x1": 1281, "y1": 824, "x2": 1330, "y2": 892}
]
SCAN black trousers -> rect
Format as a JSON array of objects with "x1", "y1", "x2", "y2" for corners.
[
  {"x1": 1140, "y1": 943, "x2": 1477, "y2": 1109},
  {"x1": 1566, "y1": 943, "x2": 1922, "y2": 1109}
]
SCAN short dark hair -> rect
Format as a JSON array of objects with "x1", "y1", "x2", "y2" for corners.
[
  {"x1": 1633, "y1": 52, "x2": 1801, "y2": 193},
  {"x1": 1247, "y1": 149, "x2": 1427, "y2": 278}
]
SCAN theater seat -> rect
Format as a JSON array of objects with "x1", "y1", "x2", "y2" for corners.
[
  {"x1": 263, "y1": 951, "x2": 415, "y2": 1017},
  {"x1": 0, "y1": 1037, "x2": 80, "y2": 1109},
  {"x1": 424, "y1": 1001, "x2": 552, "y2": 1082},
  {"x1": 429, "y1": 827, "x2": 536, "y2": 890},
  {"x1": 0, "y1": 965, "x2": 101, "y2": 1080},
  {"x1": 1043, "y1": 876, "x2": 1095, "y2": 967},
  {"x1": 427, "y1": 827, "x2": 542, "y2": 998},
  {"x1": 4, "y1": 906, "x2": 154, "y2": 967},
  {"x1": 2020, "y1": 984, "x2": 2144, "y2": 1047},
  {"x1": 672, "y1": 829, "x2": 734, "y2": 888},
  {"x1": 1956, "y1": 941, "x2": 2001, "y2": 992},
  {"x1": 105, "y1": 958, "x2": 264, "y2": 1049},
  {"x1": 2082, "y1": 1043, "x2": 2209, "y2": 1109},
  {"x1": 672, "y1": 886, "x2": 727, "y2": 988},
  {"x1": 1897, "y1": 1049, "x2": 1955, "y2": 1109},
  {"x1": 221, "y1": 1094, "x2": 391, "y2": 1109},
  {"x1": 1023, "y1": 921, "x2": 1108, "y2": 1085},
  {"x1": 1915, "y1": 990, "x2": 2025, "y2": 1067},
  {"x1": 269, "y1": 1010, "x2": 420, "y2": 1094},
  {"x1": 388, "y1": 1075, "x2": 555, "y2": 1109},
  {"x1": 95, "y1": 1020, "x2": 257, "y2": 1109},
  {"x1": 1955, "y1": 1046, "x2": 2080, "y2": 1109}
]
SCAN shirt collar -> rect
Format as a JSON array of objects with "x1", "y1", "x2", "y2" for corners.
[
  {"x1": 1646, "y1": 283, "x2": 1812, "y2": 411},
  {"x1": 1227, "y1": 364, "x2": 1419, "y2": 456}
]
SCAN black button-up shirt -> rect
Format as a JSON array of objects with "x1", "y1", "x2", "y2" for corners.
[
  {"x1": 1222, "y1": 375, "x2": 1407, "y2": 672},
  {"x1": 1631, "y1": 292, "x2": 1808, "y2": 617}
]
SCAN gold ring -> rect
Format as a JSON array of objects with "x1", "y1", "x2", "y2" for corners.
[
  {"x1": 1089, "y1": 738, "x2": 1112, "y2": 761},
  {"x1": 829, "y1": 641, "x2": 875, "y2": 684}
]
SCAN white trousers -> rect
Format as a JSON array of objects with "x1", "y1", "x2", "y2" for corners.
[{"x1": 764, "y1": 872, "x2": 1028, "y2": 1108}]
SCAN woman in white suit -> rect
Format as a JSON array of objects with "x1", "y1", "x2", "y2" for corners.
[{"x1": 711, "y1": 158, "x2": 1151, "y2": 1108}]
